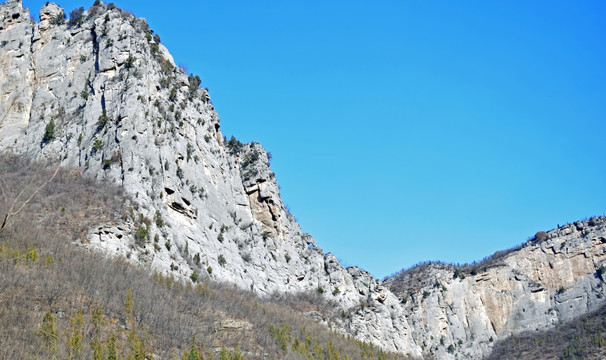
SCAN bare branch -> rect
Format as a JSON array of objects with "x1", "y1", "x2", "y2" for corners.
[{"x1": 0, "y1": 165, "x2": 60, "y2": 234}]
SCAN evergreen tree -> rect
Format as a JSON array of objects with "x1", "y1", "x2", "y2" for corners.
[
  {"x1": 40, "y1": 312, "x2": 58, "y2": 353},
  {"x1": 183, "y1": 337, "x2": 202, "y2": 360},
  {"x1": 106, "y1": 336, "x2": 118, "y2": 360},
  {"x1": 42, "y1": 119, "x2": 56, "y2": 143}
]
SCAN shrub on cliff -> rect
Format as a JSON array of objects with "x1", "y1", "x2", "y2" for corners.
[
  {"x1": 97, "y1": 109, "x2": 109, "y2": 131},
  {"x1": 534, "y1": 231, "x2": 548, "y2": 242},
  {"x1": 50, "y1": 12, "x2": 65, "y2": 25},
  {"x1": 42, "y1": 119, "x2": 56, "y2": 144},
  {"x1": 67, "y1": 7, "x2": 85, "y2": 27}
]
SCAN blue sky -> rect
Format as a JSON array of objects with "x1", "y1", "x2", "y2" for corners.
[{"x1": 22, "y1": 0, "x2": 606, "y2": 278}]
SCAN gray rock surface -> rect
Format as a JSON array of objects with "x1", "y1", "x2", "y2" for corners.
[
  {"x1": 0, "y1": 1, "x2": 421, "y2": 357},
  {"x1": 1, "y1": 2, "x2": 605, "y2": 359},
  {"x1": 384, "y1": 217, "x2": 606, "y2": 359}
]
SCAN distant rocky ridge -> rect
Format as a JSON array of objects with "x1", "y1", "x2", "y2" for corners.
[
  {"x1": 1, "y1": 1, "x2": 604, "y2": 358},
  {"x1": 384, "y1": 217, "x2": 606, "y2": 358}
]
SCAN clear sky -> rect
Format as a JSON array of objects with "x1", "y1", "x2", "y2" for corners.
[{"x1": 21, "y1": 0, "x2": 606, "y2": 278}]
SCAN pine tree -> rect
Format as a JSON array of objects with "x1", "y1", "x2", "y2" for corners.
[
  {"x1": 42, "y1": 119, "x2": 56, "y2": 143},
  {"x1": 127, "y1": 329, "x2": 147, "y2": 360},
  {"x1": 91, "y1": 339, "x2": 104, "y2": 360},
  {"x1": 219, "y1": 346, "x2": 229, "y2": 360},
  {"x1": 124, "y1": 289, "x2": 135, "y2": 328},
  {"x1": 183, "y1": 337, "x2": 202, "y2": 360},
  {"x1": 106, "y1": 336, "x2": 118, "y2": 360},
  {"x1": 67, "y1": 310, "x2": 84, "y2": 359},
  {"x1": 40, "y1": 311, "x2": 58, "y2": 353}
]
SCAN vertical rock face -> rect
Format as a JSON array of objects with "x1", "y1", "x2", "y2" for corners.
[
  {"x1": 0, "y1": 2, "x2": 604, "y2": 359},
  {"x1": 0, "y1": 0, "x2": 34, "y2": 145},
  {"x1": 0, "y1": 1, "x2": 421, "y2": 357},
  {"x1": 384, "y1": 218, "x2": 606, "y2": 359}
]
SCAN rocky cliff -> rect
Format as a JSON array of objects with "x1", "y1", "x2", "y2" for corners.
[
  {"x1": 0, "y1": 1, "x2": 604, "y2": 359},
  {"x1": 0, "y1": 0, "x2": 421, "y2": 357},
  {"x1": 384, "y1": 217, "x2": 606, "y2": 358}
]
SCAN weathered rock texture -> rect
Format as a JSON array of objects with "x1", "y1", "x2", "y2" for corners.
[
  {"x1": 385, "y1": 218, "x2": 606, "y2": 359},
  {"x1": 0, "y1": 1, "x2": 604, "y2": 359},
  {"x1": 0, "y1": 1, "x2": 420, "y2": 357}
]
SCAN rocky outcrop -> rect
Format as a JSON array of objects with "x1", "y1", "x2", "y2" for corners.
[
  {"x1": 1, "y1": 1, "x2": 604, "y2": 359},
  {"x1": 384, "y1": 217, "x2": 606, "y2": 359},
  {"x1": 0, "y1": 1, "x2": 421, "y2": 357}
]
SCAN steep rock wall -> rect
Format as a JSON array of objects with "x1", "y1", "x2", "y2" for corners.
[
  {"x1": 1, "y1": 1, "x2": 604, "y2": 359},
  {"x1": 385, "y1": 218, "x2": 606, "y2": 359},
  {"x1": 0, "y1": 1, "x2": 421, "y2": 357}
]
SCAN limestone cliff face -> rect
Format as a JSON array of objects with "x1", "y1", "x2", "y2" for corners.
[
  {"x1": 0, "y1": 1, "x2": 604, "y2": 359},
  {"x1": 384, "y1": 217, "x2": 606, "y2": 359},
  {"x1": 0, "y1": 1, "x2": 421, "y2": 357}
]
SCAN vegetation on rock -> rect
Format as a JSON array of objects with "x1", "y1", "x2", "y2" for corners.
[{"x1": 0, "y1": 154, "x2": 408, "y2": 359}]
